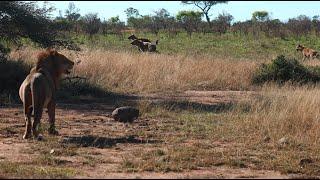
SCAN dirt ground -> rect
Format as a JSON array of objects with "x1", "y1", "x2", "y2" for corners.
[{"x1": 0, "y1": 91, "x2": 302, "y2": 178}]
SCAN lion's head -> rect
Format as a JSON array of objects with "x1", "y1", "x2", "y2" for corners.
[{"x1": 36, "y1": 48, "x2": 74, "y2": 76}]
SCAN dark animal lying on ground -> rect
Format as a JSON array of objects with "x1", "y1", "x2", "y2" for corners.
[
  {"x1": 128, "y1": 34, "x2": 151, "y2": 43},
  {"x1": 130, "y1": 39, "x2": 159, "y2": 53},
  {"x1": 111, "y1": 106, "x2": 139, "y2": 123}
]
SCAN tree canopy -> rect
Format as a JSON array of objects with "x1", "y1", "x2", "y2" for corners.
[
  {"x1": 0, "y1": 1, "x2": 57, "y2": 47},
  {"x1": 181, "y1": 1, "x2": 228, "y2": 27}
]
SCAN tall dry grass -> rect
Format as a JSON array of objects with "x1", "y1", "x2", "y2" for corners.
[
  {"x1": 10, "y1": 47, "x2": 258, "y2": 94},
  {"x1": 232, "y1": 84, "x2": 320, "y2": 145}
]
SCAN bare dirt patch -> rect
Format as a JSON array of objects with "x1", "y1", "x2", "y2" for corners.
[{"x1": 0, "y1": 91, "x2": 302, "y2": 178}]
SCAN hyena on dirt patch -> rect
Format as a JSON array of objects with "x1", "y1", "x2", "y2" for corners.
[{"x1": 296, "y1": 44, "x2": 319, "y2": 60}]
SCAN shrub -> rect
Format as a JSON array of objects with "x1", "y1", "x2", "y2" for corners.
[
  {"x1": 252, "y1": 55, "x2": 320, "y2": 84},
  {"x1": 0, "y1": 58, "x2": 31, "y2": 103}
]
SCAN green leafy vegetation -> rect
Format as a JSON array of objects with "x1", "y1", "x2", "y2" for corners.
[{"x1": 252, "y1": 55, "x2": 320, "y2": 84}]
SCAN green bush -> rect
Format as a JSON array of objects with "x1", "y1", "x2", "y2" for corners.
[
  {"x1": 252, "y1": 55, "x2": 320, "y2": 85},
  {"x1": 0, "y1": 59, "x2": 31, "y2": 103}
]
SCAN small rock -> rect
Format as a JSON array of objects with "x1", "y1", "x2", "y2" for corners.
[
  {"x1": 278, "y1": 137, "x2": 289, "y2": 145},
  {"x1": 37, "y1": 134, "x2": 44, "y2": 141},
  {"x1": 111, "y1": 106, "x2": 139, "y2": 123},
  {"x1": 157, "y1": 156, "x2": 166, "y2": 163},
  {"x1": 50, "y1": 149, "x2": 55, "y2": 154}
]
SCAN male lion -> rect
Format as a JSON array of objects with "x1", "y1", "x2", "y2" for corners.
[
  {"x1": 19, "y1": 48, "x2": 74, "y2": 139},
  {"x1": 296, "y1": 44, "x2": 319, "y2": 60}
]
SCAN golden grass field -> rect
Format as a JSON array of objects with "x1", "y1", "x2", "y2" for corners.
[
  {"x1": 1, "y1": 47, "x2": 320, "y2": 178},
  {"x1": 10, "y1": 47, "x2": 259, "y2": 93}
]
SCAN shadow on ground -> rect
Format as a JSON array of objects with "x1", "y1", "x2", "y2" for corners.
[
  {"x1": 56, "y1": 80, "x2": 236, "y2": 114},
  {"x1": 148, "y1": 100, "x2": 234, "y2": 113},
  {"x1": 60, "y1": 135, "x2": 160, "y2": 148},
  {"x1": 57, "y1": 79, "x2": 139, "y2": 104},
  {"x1": 2, "y1": 75, "x2": 239, "y2": 115}
]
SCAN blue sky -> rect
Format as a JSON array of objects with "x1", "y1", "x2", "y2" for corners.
[{"x1": 39, "y1": 1, "x2": 320, "y2": 23}]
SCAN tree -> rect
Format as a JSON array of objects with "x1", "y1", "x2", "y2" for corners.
[
  {"x1": 150, "y1": 8, "x2": 172, "y2": 35},
  {"x1": 125, "y1": 7, "x2": 141, "y2": 29},
  {"x1": 106, "y1": 16, "x2": 125, "y2": 37},
  {"x1": 53, "y1": 18, "x2": 72, "y2": 32},
  {"x1": 176, "y1": 10, "x2": 203, "y2": 37},
  {"x1": 80, "y1": 13, "x2": 101, "y2": 37},
  {"x1": 230, "y1": 20, "x2": 253, "y2": 36},
  {"x1": 65, "y1": 2, "x2": 80, "y2": 22},
  {"x1": 101, "y1": 16, "x2": 125, "y2": 38},
  {"x1": 264, "y1": 19, "x2": 284, "y2": 38},
  {"x1": 286, "y1": 15, "x2": 312, "y2": 36},
  {"x1": 217, "y1": 12, "x2": 233, "y2": 25},
  {"x1": 0, "y1": 1, "x2": 57, "y2": 50},
  {"x1": 56, "y1": 10, "x2": 64, "y2": 20},
  {"x1": 252, "y1": 11, "x2": 270, "y2": 22},
  {"x1": 251, "y1": 11, "x2": 270, "y2": 37},
  {"x1": 312, "y1": 15, "x2": 320, "y2": 36},
  {"x1": 127, "y1": 16, "x2": 139, "y2": 29},
  {"x1": 154, "y1": 8, "x2": 170, "y2": 19},
  {"x1": 0, "y1": 1, "x2": 73, "y2": 96},
  {"x1": 124, "y1": 7, "x2": 140, "y2": 18},
  {"x1": 212, "y1": 12, "x2": 233, "y2": 35},
  {"x1": 139, "y1": 15, "x2": 153, "y2": 31},
  {"x1": 181, "y1": 1, "x2": 228, "y2": 27},
  {"x1": 127, "y1": 14, "x2": 153, "y2": 31}
]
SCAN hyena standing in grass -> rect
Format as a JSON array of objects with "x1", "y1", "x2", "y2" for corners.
[
  {"x1": 296, "y1": 44, "x2": 319, "y2": 60},
  {"x1": 130, "y1": 39, "x2": 159, "y2": 53}
]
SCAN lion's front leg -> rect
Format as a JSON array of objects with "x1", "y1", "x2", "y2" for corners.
[{"x1": 47, "y1": 100, "x2": 59, "y2": 135}]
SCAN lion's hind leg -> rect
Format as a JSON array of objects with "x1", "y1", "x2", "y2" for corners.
[
  {"x1": 23, "y1": 91, "x2": 33, "y2": 139},
  {"x1": 31, "y1": 79, "x2": 45, "y2": 139},
  {"x1": 47, "y1": 100, "x2": 59, "y2": 136}
]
